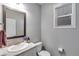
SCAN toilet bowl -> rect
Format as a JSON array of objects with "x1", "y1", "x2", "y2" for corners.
[
  {"x1": 36, "y1": 43, "x2": 51, "y2": 56},
  {"x1": 37, "y1": 50, "x2": 51, "y2": 56}
]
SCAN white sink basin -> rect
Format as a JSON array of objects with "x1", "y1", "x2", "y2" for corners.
[{"x1": 7, "y1": 42, "x2": 29, "y2": 52}]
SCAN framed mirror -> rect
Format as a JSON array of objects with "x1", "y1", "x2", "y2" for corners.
[{"x1": 2, "y1": 5, "x2": 26, "y2": 39}]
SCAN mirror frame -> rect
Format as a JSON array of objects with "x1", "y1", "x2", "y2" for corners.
[{"x1": 2, "y1": 5, "x2": 26, "y2": 39}]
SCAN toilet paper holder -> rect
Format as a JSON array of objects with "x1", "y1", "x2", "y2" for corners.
[{"x1": 58, "y1": 48, "x2": 65, "y2": 54}]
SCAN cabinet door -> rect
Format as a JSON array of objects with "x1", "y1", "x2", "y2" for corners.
[{"x1": 17, "y1": 48, "x2": 36, "y2": 56}]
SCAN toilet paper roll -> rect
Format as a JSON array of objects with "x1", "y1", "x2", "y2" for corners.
[{"x1": 58, "y1": 48, "x2": 64, "y2": 53}]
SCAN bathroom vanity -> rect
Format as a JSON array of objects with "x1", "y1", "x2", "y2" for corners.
[{"x1": 0, "y1": 42, "x2": 42, "y2": 56}]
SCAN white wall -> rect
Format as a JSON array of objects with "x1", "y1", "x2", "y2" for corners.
[
  {"x1": 0, "y1": 5, "x2": 3, "y2": 24},
  {"x1": 41, "y1": 3, "x2": 79, "y2": 56}
]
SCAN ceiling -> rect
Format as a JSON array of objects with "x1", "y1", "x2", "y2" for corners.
[
  {"x1": 37, "y1": 3, "x2": 45, "y2": 5},
  {"x1": 37, "y1": 3, "x2": 55, "y2": 6}
]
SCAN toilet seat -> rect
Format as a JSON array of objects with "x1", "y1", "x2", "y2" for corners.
[{"x1": 38, "y1": 50, "x2": 51, "y2": 56}]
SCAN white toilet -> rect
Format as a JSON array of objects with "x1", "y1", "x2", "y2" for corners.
[
  {"x1": 36, "y1": 44, "x2": 51, "y2": 56},
  {"x1": 37, "y1": 50, "x2": 51, "y2": 56}
]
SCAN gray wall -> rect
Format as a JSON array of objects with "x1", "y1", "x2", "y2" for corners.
[
  {"x1": 41, "y1": 3, "x2": 79, "y2": 56},
  {"x1": 24, "y1": 3, "x2": 41, "y2": 43}
]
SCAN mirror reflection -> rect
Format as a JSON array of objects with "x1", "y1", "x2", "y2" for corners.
[{"x1": 3, "y1": 6, "x2": 26, "y2": 39}]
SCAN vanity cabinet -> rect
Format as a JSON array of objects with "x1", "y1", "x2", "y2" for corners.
[{"x1": 17, "y1": 47, "x2": 37, "y2": 56}]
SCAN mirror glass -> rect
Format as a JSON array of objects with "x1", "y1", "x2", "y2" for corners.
[{"x1": 3, "y1": 6, "x2": 26, "y2": 39}]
